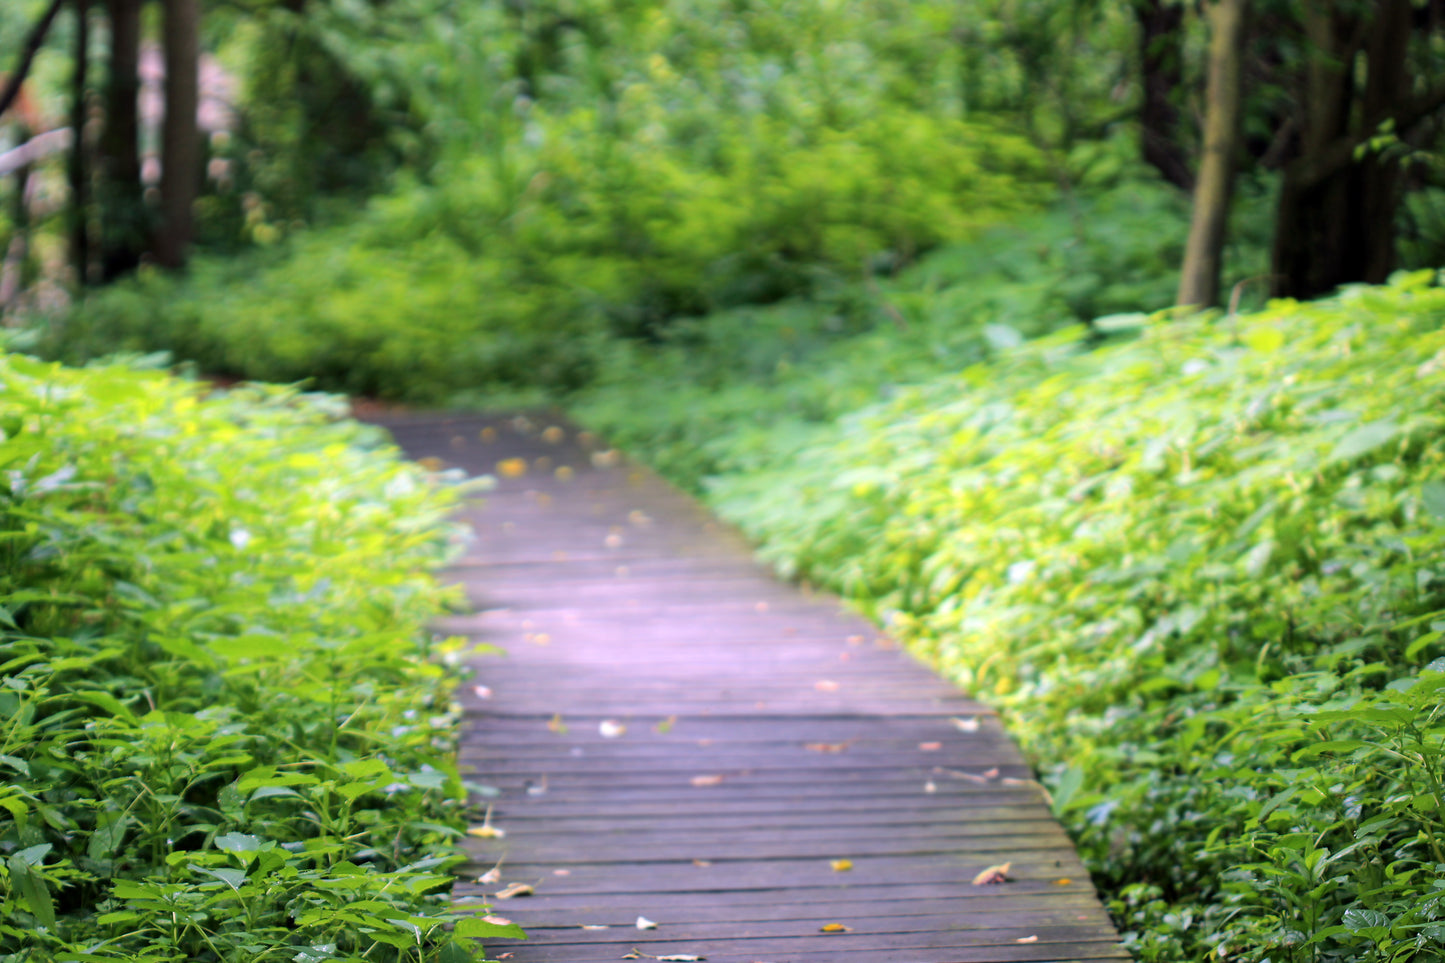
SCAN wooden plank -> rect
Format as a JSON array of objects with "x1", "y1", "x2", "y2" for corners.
[{"x1": 371, "y1": 413, "x2": 1121, "y2": 963}]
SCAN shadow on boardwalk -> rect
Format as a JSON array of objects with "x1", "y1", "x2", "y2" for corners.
[{"x1": 372, "y1": 411, "x2": 1125, "y2": 963}]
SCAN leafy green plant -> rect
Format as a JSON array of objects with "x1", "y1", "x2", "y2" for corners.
[{"x1": 0, "y1": 354, "x2": 517, "y2": 961}]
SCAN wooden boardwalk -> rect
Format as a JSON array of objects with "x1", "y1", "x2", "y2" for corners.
[{"x1": 375, "y1": 412, "x2": 1125, "y2": 963}]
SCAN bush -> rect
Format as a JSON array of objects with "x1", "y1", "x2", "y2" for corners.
[
  {"x1": 0, "y1": 355, "x2": 518, "y2": 961},
  {"x1": 579, "y1": 270, "x2": 1445, "y2": 961}
]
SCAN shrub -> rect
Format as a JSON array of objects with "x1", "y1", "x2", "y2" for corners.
[{"x1": 0, "y1": 354, "x2": 517, "y2": 961}]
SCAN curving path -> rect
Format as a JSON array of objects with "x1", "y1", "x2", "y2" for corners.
[{"x1": 373, "y1": 412, "x2": 1126, "y2": 963}]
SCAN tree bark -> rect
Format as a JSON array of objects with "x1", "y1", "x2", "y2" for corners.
[
  {"x1": 1271, "y1": 0, "x2": 1425, "y2": 298},
  {"x1": 68, "y1": 0, "x2": 90, "y2": 286},
  {"x1": 98, "y1": 0, "x2": 145, "y2": 280},
  {"x1": 1177, "y1": 0, "x2": 1248, "y2": 308},
  {"x1": 1137, "y1": 0, "x2": 1193, "y2": 191},
  {"x1": 155, "y1": 0, "x2": 200, "y2": 270}
]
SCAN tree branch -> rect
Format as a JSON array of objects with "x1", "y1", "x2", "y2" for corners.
[{"x1": 0, "y1": 0, "x2": 69, "y2": 122}]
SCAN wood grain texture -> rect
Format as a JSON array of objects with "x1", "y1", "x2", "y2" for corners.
[{"x1": 371, "y1": 412, "x2": 1123, "y2": 963}]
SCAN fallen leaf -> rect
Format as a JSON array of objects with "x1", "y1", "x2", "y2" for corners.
[
  {"x1": 940, "y1": 768, "x2": 991, "y2": 784},
  {"x1": 591, "y1": 450, "x2": 620, "y2": 468},
  {"x1": 1016, "y1": 936, "x2": 1039, "y2": 944},
  {"x1": 950, "y1": 716, "x2": 981, "y2": 732},
  {"x1": 690, "y1": 774, "x2": 724, "y2": 787},
  {"x1": 629, "y1": 510, "x2": 652, "y2": 526},
  {"x1": 555, "y1": 465, "x2": 575, "y2": 482},
  {"x1": 494, "y1": 882, "x2": 534, "y2": 899},
  {"x1": 482, "y1": 915, "x2": 513, "y2": 926},
  {"x1": 450, "y1": 435, "x2": 466, "y2": 449},
  {"x1": 814, "y1": 680, "x2": 840, "y2": 692},
  {"x1": 418, "y1": 456, "x2": 446, "y2": 471},
  {"x1": 467, "y1": 805, "x2": 504, "y2": 838},
  {"x1": 497, "y1": 955, "x2": 513, "y2": 960},
  {"x1": 477, "y1": 868, "x2": 502, "y2": 885},
  {"x1": 820, "y1": 924, "x2": 852, "y2": 933},
  {"x1": 918, "y1": 742, "x2": 941, "y2": 751},
  {"x1": 599, "y1": 720, "x2": 627, "y2": 739},
  {"x1": 971, "y1": 862, "x2": 1012, "y2": 885},
  {"x1": 548, "y1": 714, "x2": 568, "y2": 735},
  {"x1": 526, "y1": 776, "x2": 549, "y2": 796},
  {"x1": 480, "y1": 427, "x2": 498, "y2": 442},
  {"x1": 755, "y1": 601, "x2": 770, "y2": 613},
  {"x1": 473, "y1": 686, "x2": 493, "y2": 699},
  {"x1": 654, "y1": 715, "x2": 676, "y2": 734},
  {"x1": 542, "y1": 426, "x2": 565, "y2": 443},
  {"x1": 605, "y1": 533, "x2": 624, "y2": 548},
  {"x1": 982, "y1": 767, "x2": 1000, "y2": 779},
  {"x1": 805, "y1": 741, "x2": 850, "y2": 753},
  {"x1": 830, "y1": 859, "x2": 853, "y2": 872},
  {"x1": 553, "y1": 868, "x2": 571, "y2": 876},
  {"x1": 496, "y1": 458, "x2": 527, "y2": 478},
  {"x1": 581, "y1": 924, "x2": 609, "y2": 930},
  {"x1": 692, "y1": 859, "x2": 712, "y2": 867},
  {"x1": 466, "y1": 824, "x2": 505, "y2": 839},
  {"x1": 534, "y1": 457, "x2": 552, "y2": 472},
  {"x1": 527, "y1": 632, "x2": 552, "y2": 646},
  {"x1": 846, "y1": 635, "x2": 864, "y2": 646},
  {"x1": 923, "y1": 780, "x2": 937, "y2": 793},
  {"x1": 1055, "y1": 878, "x2": 1072, "y2": 886},
  {"x1": 636, "y1": 916, "x2": 658, "y2": 930}
]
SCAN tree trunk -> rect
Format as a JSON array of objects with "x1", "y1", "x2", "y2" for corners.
[
  {"x1": 1271, "y1": 0, "x2": 1416, "y2": 299},
  {"x1": 1177, "y1": 0, "x2": 1248, "y2": 308},
  {"x1": 1137, "y1": 0, "x2": 1193, "y2": 191},
  {"x1": 98, "y1": 0, "x2": 144, "y2": 280},
  {"x1": 68, "y1": 0, "x2": 90, "y2": 286},
  {"x1": 155, "y1": 0, "x2": 199, "y2": 270}
]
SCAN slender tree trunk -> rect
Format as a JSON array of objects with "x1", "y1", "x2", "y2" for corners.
[
  {"x1": 0, "y1": 0, "x2": 66, "y2": 121},
  {"x1": 1177, "y1": 0, "x2": 1248, "y2": 308},
  {"x1": 155, "y1": 0, "x2": 199, "y2": 269},
  {"x1": 98, "y1": 0, "x2": 144, "y2": 280},
  {"x1": 1137, "y1": 0, "x2": 1193, "y2": 191},
  {"x1": 68, "y1": 0, "x2": 90, "y2": 286}
]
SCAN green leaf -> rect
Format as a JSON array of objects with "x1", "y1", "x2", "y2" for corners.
[
  {"x1": 7, "y1": 853, "x2": 55, "y2": 928},
  {"x1": 1328, "y1": 421, "x2": 1399, "y2": 464},
  {"x1": 1422, "y1": 481, "x2": 1445, "y2": 522},
  {"x1": 454, "y1": 915, "x2": 528, "y2": 940}
]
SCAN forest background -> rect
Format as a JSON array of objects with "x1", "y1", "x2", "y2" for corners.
[{"x1": 4, "y1": 0, "x2": 1445, "y2": 961}]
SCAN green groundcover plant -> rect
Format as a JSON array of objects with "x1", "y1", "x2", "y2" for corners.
[
  {"x1": 0, "y1": 355, "x2": 518, "y2": 962},
  {"x1": 575, "y1": 270, "x2": 1445, "y2": 962}
]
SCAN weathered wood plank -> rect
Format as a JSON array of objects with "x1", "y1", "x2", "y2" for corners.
[{"x1": 371, "y1": 412, "x2": 1120, "y2": 963}]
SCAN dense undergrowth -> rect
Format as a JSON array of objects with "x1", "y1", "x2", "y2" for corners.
[
  {"x1": 574, "y1": 271, "x2": 1445, "y2": 962},
  {"x1": 0, "y1": 356, "x2": 518, "y2": 961}
]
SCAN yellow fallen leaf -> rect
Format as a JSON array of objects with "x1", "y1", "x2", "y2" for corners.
[
  {"x1": 466, "y1": 824, "x2": 505, "y2": 839},
  {"x1": 1055, "y1": 877, "x2": 1073, "y2": 886},
  {"x1": 972, "y1": 862, "x2": 1012, "y2": 885},
  {"x1": 496, "y1": 458, "x2": 527, "y2": 478},
  {"x1": 542, "y1": 426, "x2": 565, "y2": 443},
  {"x1": 493, "y1": 882, "x2": 534, "y2": 899},
  {"x1": 555, "y1": 465, "x2": 575, "y2": 482},
  {"x1": 830, "y1": 859, "x2": 853, "y2": 872},
  {"x1": 654, "y1": 715, "x2": 677, "y2": 734},
  {"x1": 690, "y1": 774, "x2": 724, "y2": 787},
  {"x1": 548, "y1": 714, "x2": 568, "y2": 735},
  {"x1": 418, "y1": 456, "x2": 445, "y2": 471},
  {"x1": 820, "y1": 924, "x2": 852, "y2": 933},
  {"x1": 479, "y1": 427, "x2": 498, "y2": 442}
]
